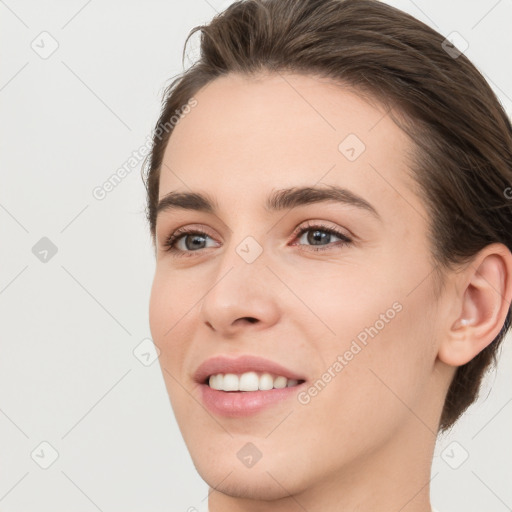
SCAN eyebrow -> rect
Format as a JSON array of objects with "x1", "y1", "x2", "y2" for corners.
[{"x1": 156, "y1": 185, "x2": 381, "y2": 221}]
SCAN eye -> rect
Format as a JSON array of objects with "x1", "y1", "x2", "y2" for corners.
[
  {"x1": 162, "y1": 225, "x2": 218, "y2": 257},
  {"x1": 162, "y1": 221, "x2": 353, "y2": 257},
  {"x1": 291, "y1": 221, "x2": 353, "y2": 253}
]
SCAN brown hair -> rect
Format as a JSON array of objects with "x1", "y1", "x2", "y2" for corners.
[{"x1": 142, "y1": 0, "x2": 512, "y2": 433}]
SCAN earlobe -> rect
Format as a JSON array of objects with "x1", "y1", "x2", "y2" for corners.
[{"x1": 438, "y1": 243, "x2": 512, "y2": 367}]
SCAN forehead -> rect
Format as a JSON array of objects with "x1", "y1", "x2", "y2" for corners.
[{"x1": 159, "y1": 72, "x2": 427, "y2": 225}]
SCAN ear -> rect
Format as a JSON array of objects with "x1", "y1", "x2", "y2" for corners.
[{"x1": 438, "y1": 243, "x2": 512, "y2": 367}]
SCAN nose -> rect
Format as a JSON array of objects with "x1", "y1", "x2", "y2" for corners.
[{"x1": 199, "y1": 248, "x2": 282, "y2": 336}]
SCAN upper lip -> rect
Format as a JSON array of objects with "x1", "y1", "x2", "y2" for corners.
[{"x1": 194, "y1": 354, "x2": 307, "y2": 384}]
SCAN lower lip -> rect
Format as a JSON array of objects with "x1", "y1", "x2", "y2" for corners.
[{"x1": 199, "y1": 382, "x2": 307, "y2": 417}]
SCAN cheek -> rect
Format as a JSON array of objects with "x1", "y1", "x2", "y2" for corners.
[
  {"x1": 300, "y1": 263, "x2": 435, "y2": 417},
  {"x1": 296, "y1": 300, "x2": 433, "y2": 466},
  {"x1": 285, "y1": 258, "x2": 401, "y2": 347},
  {"x1": 148, "y1": 272, "x2": 170, "y2": 343},
  {"x1": 149, "y1": 268, "x2": 196, "y2": 338},
  {"x1": 148, "y1": 272, "x2": 195, "y2": 412},
  {"x1": 148, "y1": 269, "x2": 193, "y2": 369}
]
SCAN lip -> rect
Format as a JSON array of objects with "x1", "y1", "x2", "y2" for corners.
[
  {"x1": 200, "y1": 382, "x2": 307, "y2": 417},
  {"x1": 194, "y1": 354, "x2": 308, "y2": 418},
  {"x1": 193, "y1": 354, "x2": 307, "y2": 384}
]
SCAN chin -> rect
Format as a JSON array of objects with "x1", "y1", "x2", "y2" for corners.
[{"x1": 193, "y1": 459, "x2": 304, "y2": 502}]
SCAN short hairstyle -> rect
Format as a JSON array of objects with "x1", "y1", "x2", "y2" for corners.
[{"x1": 142, "y1": 0, "x2": 512, "y2": 433}]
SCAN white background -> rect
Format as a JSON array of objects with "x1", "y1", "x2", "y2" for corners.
[{"x1": 1, "y1": 0, "x2": 511, "y2": 511}]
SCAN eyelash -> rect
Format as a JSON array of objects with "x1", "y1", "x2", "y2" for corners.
[{"x1": 162, "y1": 221, "x2": 353, "y2": 258}]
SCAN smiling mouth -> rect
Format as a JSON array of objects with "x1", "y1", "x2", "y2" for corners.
[{"x1": 204, "y1": 372, "x2": 306, "y2": 392}]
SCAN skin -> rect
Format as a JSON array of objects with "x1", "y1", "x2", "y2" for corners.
[{"x1": 148, "y1": 72, "x2": 512, "y2": 512}]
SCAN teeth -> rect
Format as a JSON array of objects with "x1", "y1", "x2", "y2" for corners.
[
  {"x1": 208, "y1": 371, "x2": 301, "y2": 391},
  {"x1": 259, "y1": 373, "x2": 273, "y2": 390}
]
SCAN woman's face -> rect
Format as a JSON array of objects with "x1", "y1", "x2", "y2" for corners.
[{"x1": 149, "y1": 73, "x2": 453, "y2": 503}]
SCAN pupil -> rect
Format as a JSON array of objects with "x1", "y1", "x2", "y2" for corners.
[
  {"x1": 309, "y1": 230, "x2": 328, "y2": 245},
  {"x1": 187, "y1": 234, "x2": 205, "y2": 250}
]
